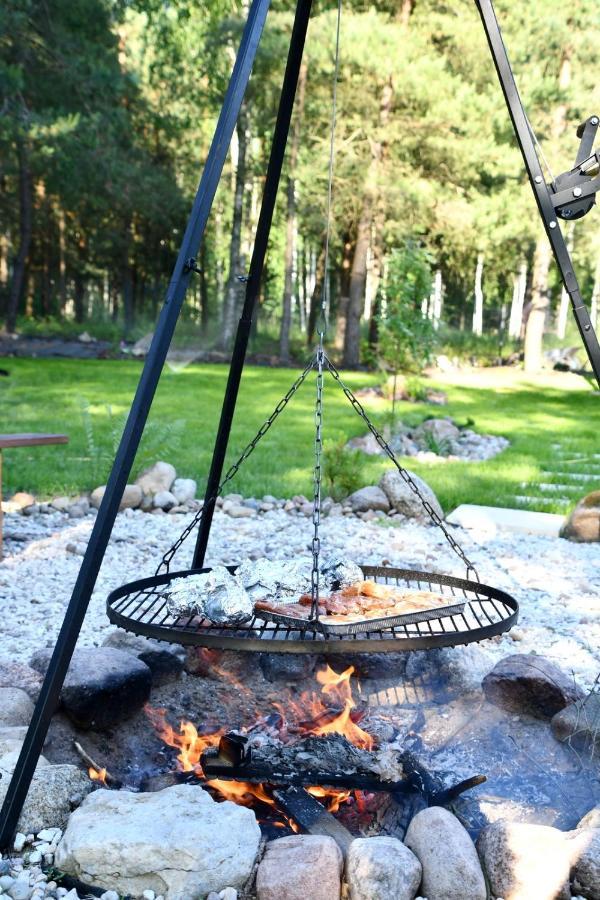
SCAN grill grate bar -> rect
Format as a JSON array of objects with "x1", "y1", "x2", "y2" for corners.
[{"x1": 108, "y1": 564, "x2": 518, "y2": 653}]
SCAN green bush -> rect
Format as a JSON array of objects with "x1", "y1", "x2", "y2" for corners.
[
  {"x1": 377, "y1": 243, "x2": 436, "y2": 377},
  {"x1": 323, "y1": 439, "x2": 363, "y2": 502}
]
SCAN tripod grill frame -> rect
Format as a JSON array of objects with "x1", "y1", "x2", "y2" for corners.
[{"x1": 1, "y1": 0, "x2": 596, "y2": 849}]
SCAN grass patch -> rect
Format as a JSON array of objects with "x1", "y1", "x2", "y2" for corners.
[{"x1": 0, "y1": 356, "x2": 597, "y2": 514}]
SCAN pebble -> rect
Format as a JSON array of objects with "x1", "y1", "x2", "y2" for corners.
[
  {"x1": 35, "y1": 830, "x2": 60, "y2": 843},
  {"x1": 100, "y1": 892, "x2": 119, "y2": 900},
  {"x1": 12, "y1": 836, "x2": 26, "y2": 854},
  {"x1": 8, "y1": 873, "x2": 32, "y2": 900},
  {"x1": 142, "y1": 891, "x2": 155, "y2": 900}
]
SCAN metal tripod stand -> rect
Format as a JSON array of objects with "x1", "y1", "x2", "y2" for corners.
[{"x1": 0, "y1": 0, "x2": 598, "y2": 848}]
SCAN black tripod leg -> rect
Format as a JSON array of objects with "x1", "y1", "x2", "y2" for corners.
[
  {"x1": 476, "y1": 0, "x2": 600, "y2": 387},
  {"x1": 193, "y1": 0, "x2": 314, "y2": 568},
  {"x1": 0, "y1": 0, "x2": 271, "y2": 848}
]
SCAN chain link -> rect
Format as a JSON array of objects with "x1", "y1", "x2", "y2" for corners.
[
  {"x1": 325, "y1": 356, "x2": 480, "y2": 582},
  {"x1": 156, "y1": 355, "x2": 317, "y2": 574},
  {"x1": 310, "y1": 346, "x2": 325, "y2": 618}
]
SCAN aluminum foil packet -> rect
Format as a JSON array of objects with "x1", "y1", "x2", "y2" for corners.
[
  {"x1": 236, "y1": 557, "x2": 312, "y2": 606},
  {"x1": 320, "y1": 555, "x2": 364, "y2": 591},
  {"x1": 166, "y1": 566, "x2": 253, "y2": 625}
]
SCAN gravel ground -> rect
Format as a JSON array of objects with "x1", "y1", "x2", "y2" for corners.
[{"x1": 1, "y1": 505, "x2": 599, "y2": 690}]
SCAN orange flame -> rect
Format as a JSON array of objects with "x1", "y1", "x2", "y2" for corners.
[
  {"x1": 146, "y1": 664, "x2": 374, "y2": 822},
  {"x1": 88, "y1": 767, "x2": 107, "y2": 784}
]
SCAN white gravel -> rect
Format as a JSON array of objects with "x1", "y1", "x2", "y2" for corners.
[{"x1": 1, "y1": 506, "x2": 599, "y2": 690}]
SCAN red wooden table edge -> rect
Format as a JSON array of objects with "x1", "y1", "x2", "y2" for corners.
[{"x1": 0, "y1": 434, "x2": 69, "y2": 449}]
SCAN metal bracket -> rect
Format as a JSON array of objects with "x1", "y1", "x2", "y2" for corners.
[
  {"x1": 183, "y1": 257, "x2": 203, "y2": 276},
  {"x1": 551, "y1": 115, "x2": 600, "y2": 220}
]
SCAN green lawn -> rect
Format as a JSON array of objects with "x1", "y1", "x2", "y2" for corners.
[{"x1": 1, "y1": 357, "x2": 598, "y2": 513}]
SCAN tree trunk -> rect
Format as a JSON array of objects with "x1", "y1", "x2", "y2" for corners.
[
  {"x1": 524, "y1": 237, "x2": 552, "y2": 372},
  {"x1": 6, "y1": 138, "x2": 33, "y2": 333},
  {"x1": 399, "y1": 0, "x2": 415, "y2": 26},
  {"x1": 220, "y1": 103, "x2": 249, "y2": 351},
  {"x1": 307, "y1": 242, "x2": 326, "y2": 346},
  {"x1": 524, "y1": 52, "x2": 571, "y2": 366},
  {"x1": 430, "y1": 268, "x2": 443, "y2": 330},
  {"x1": 343, "y1": 80, "x2": 393, "y2": 368},
  {"x1": 590, "y1": 252, "x2": 600, "y2": 331},
  {"x1": 508, "y1": 259, "x2": 527, "y2": 338},
  {"x1": 334, "y1": 234, "x2": 353, "y2": 350},
  {"x1": 472, "y1": 252, "x2": 484, "y2": 336},
  {"x1": 280, "y1": 64, "x2": 307, "y2": 363}
]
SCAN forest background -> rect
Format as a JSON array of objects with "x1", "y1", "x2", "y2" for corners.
[{"x1": 1, "y1": 0, "x2": 600, "y2": 372}]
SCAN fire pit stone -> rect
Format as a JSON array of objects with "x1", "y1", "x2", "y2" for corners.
[
  {"x1": 482, "y1": 653, "x2": 585, "y2": 719},
  {"x1": 0, "y1": 687, "x2": 34, "y2": 726},
  {"x1": 404, "y1": 806, "x2": 486, "y2": 900},
  {"x1": 345, "y1": 836, "x2": 422, "y2": 900},
  {"x1": 54, "y1": 784, "x2": 261, "y2": 899},
  {"x1": 0, "y1": 764, "x2": 92, "y2": 834},
  {"x1": 29, "y1": 647, "x2": 153, "y2": 730},
  {"x1": 102, "y1": 628, "x2": 185, "y2": 685},
  {"x1": 477, "y1": 820, "x2": 572, "y2": 900},
  {"x1": 256, "y1": 834, "x2": 343, "y2": 900}
]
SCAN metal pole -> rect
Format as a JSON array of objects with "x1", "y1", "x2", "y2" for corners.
[
  {"x1": 0, "y1": 0, "x2": 271, "y2": 848},
  {"x1": 193, "y1": 0, "x2": 314, "y2": 568},
  {"x1": 475, "y1": 0, "x2": 600, "y2": 387}
]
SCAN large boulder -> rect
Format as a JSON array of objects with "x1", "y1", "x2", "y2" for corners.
[
  {"x1": 102, "y1": 629, "x2": 184, "y2": 685},
  {"x1": 379, "y1": 469, "x2": 443, "y2": 523},
  {"x1": 0, "y1": 661, "x2": 43, "y2": 699},
  {"x1": 55, "y1": 785, "x2": 261, "y2": 900},
  {"x1": 560, "y1": 491, "x2": 600, "y2": 542},
  {"x1": 256, "y1": 835, "x2": 342, "y2": 900},
  {"x1": 347, "y1": 486, "x2": 390, "y2": 514},
  {"x1": 0, "y1": 764, "x2": 92, "y2": 834},
  {"x1": 30, "y1": 647, "x2": 152, "y2": 729},
  {"x1": 345, "y1": 836, "x2": 421, "y2": 900},
  {"x1": 171, "y1": 478, "x2": 197, "y2": 505},
  {"x1": 482, "y1": 654, "x2": 584, "y2": 719},
  {"x1": 568, "y1": 827, "x2": 600, "y2": 900},
  {"x1": 0, "y1": 688, "x2": 34, "y2": 726},
  {"x1": 551, "y1": 691, "x2": 600, "y2": 753},
  {"x1": 404, "y1": 806, "x2": 486, "y2": 900},
  {"x1": 579, "y1": 809, "x2": 600, "y2": 831},
  {"x1": 135, "y1": 461, "x2": 177, "y2": 498},
  {"x1": 414, "y1": 417, "x2": 460, "y2": 445},
  {"x1": 90, "y1": 484, "x2": 142, "y2": 511},
  {"x1": 477, "y1": 820, "x2": 570, "y2": 900},
  {"x1": 567, "y1": 827, "x2": 600, "y2": 900}
]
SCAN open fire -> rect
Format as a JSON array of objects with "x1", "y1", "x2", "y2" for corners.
[{"x1": 145, "y1": 664, "x2": 373, "y2": 821}]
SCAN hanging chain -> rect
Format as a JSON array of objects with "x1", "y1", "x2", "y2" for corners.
[
  {"x1": 308, "y1": 0, "x2": 342, "y2": 616},
  {"x1": 310, "y1": 346, "x2": 325, "y2": 618},
  {"x1": 157, "y1": 356, "x2": 317, "y2": 574},
  {"x1": 318, "y1": 0, "x2": 342, "y2": 336},
  {"x1": 325, "y1": 357, "x2": 480, "y2": 582}
]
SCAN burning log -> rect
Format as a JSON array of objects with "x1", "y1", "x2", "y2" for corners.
[
  {"x1": 73, "y1": 741, "x2": 122, "y2": 789},
  {"x1": 273, "y1": 786, "x2": 354, "y2": 858},
  {"x1": 202, "y1": 732, "x2": 486, "y2": 812}
]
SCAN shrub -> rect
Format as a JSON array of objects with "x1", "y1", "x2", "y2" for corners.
[{"x1": 323, "y1": 439, "x2": 363, "y2": 502}]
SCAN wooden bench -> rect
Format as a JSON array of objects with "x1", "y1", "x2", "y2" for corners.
[{"x1": 0, "y1": 433, "x2": 69, "y2": 558}]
